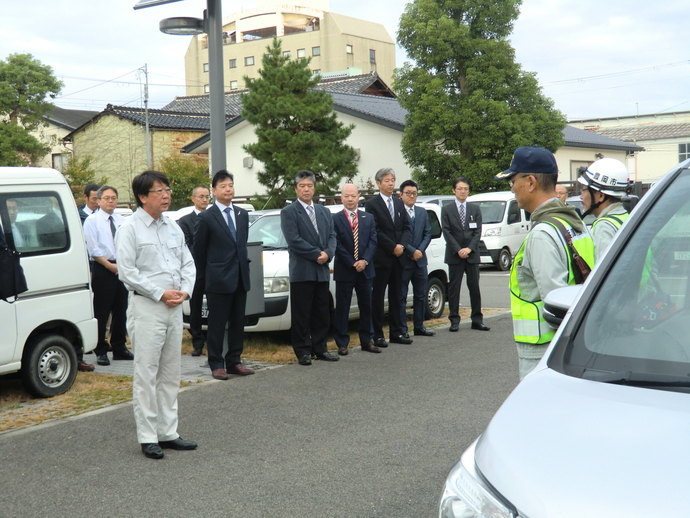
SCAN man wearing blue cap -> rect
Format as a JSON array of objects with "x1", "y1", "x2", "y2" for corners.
[{"x1": 495, "y1": 147, "x2": 595, "y2": 380}]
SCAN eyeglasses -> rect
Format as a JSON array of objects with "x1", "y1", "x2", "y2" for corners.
[
  {"x1": 508, "y1": 174, "x2": 533, "y2": 188},
  {"x1": 148, "y1": 188, "x2": 173, "y2": 196},
  {"x1": 402, "y1": 191, "x2": 418, "y2": 196}
]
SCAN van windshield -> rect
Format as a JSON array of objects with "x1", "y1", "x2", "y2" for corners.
[
  {"x1": 561, "y1": 169, "x2": 690, "y2": 389},
  {"x1": 248, "y1": 214, "x2": 288, "y2": 249},
  {"x1": 474, "y1": 201, "x2": 506, "y2": 224}
]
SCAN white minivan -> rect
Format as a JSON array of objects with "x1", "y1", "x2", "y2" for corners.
[
  {"x1": 0, "y1": 167, "x2": 97, "y2": 397},
  {"x1": 467, "y1": 191, "x2": 530, "y2": 271}
]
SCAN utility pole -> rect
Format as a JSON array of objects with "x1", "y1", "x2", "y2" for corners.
[{"x1": 142, "y1": 64, "x2": 153, "y2": 168}]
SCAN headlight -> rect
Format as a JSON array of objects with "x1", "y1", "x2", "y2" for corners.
[
  {"x1": 439, "y1": 441, "x2": 515, "y2": 518},
  {"x1": 484, "y1": 228, "x2": 501, "y2": 237},
  {"x1": 264, "y1": 277, "x2": 289, "y2": 294}
]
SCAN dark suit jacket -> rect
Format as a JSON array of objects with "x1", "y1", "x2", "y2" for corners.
[
  {"x1": 78, "y1": 204, "x2": 88, "y2": 225},
  {"x1": 332, "y1": 209, "x2": 377, "y2": 281},
  {"x1": 441, "y1": 201, "x2": 482, "y2": 265},
  {"x1": 194, "y1": 203, "x2": 250, "y2": 293},
  {"x1": 281, "y1": 201, "x2": 336, "y2": 283},
  {"x1": 36, "y1": 210, "x2": 66, "y2": 248},
  {"x1": 364, "y1": 194, "x2": 411, "y2": 269},
  {"x1": 177, "y1": 210, "x2": 198, "y2": 255},
  {"x1": 401, "y1": 205, "x2": 431, "y2": 269}
]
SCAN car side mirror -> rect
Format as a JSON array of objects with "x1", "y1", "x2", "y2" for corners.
[{"x1": 543, "y1": 285, "x2": 583, "y2": 328}]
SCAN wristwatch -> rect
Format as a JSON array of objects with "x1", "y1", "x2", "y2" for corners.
[{"x1": 363, "y1": 260, "x2": 369, "y2": 266}]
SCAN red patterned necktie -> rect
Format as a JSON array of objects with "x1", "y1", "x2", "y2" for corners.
[{"x1": 351, "y1": 211, "x2": 359, "y2": 260}]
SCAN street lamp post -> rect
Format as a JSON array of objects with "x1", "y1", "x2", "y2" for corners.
[{"x1": 135, "y1": 0, "x2": 227, "y2": 175}]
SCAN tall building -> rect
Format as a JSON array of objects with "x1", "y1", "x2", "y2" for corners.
[{"x1": 184, "y1": 0, "x2": 396, "y2": 96}]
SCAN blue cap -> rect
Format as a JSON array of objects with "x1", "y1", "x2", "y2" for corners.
[{"x1": 495, "y1": 146, "x2": 558, "y2": 180}]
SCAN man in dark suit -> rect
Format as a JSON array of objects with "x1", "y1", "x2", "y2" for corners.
[
  {"x1": 399, "y1": 179, "x2": 435, "y2": 338},
  {"x1": 441, "y1": 176, "x2": 489, "y2": 332},
  {"x1": 281, "y1": 170, "x2": 339, "y2": 365},
  {"x1": 194, "y1": 171, "x2": 253, "y2": 380},
  {"x1": 177, "y1": 185, "x2": 210, "y2": 356},
  {"x1": 78, "y1": 183, "x2": 100, "y2": 224},
  {"x1": 332, "y1": 183, "x2": 381, "y2": 355},
  {"x1": 36, "y1": 197, "x2": 67, "y2": 249},
  {"x1": 364, "y1": 167, "x2": 413, "y2": 347}
]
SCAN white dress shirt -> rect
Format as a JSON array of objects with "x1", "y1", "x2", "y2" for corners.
[
  {"x1": 83, "y1": 209, "x2": 124, "y2": 261},
  {"x1": 215, "y1": 200, "x2": 236, "y2": 228}
]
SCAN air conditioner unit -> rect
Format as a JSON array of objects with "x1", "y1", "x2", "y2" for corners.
[{"x1": 243, "y1": 156, "x2": 254, "y2": 168}]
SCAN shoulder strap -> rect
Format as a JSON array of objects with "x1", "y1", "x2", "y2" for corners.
[{"x1": 539, "y1": 217, "x2": 591, "y2": 285}]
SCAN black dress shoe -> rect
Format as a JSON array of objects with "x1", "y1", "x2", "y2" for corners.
[
  {"x1": 449, "y1": 323, "x2": 459, "y2": 332},
  {"x1": 96, "y1": 354, "x2": 110, "y2": 366},
  {"x1": 401, "y1": 331, "x2": 410, "y2": 339},
  {"x1": 141, "y1": 443, "x2": 164, "y2": 459},
  {"x1": 390, "y1": 335, "x2": 413, "y2": 344},
  {"x1": 337, "y1": 346, "x2": 349, "y2": 356},
  {"x1": 374, "y1": 338, "x2": 388, "y2": 348},
  {"x1": 159, "y1": 437, "x2": 198, "y2": 450},
  {"x1": 113, "y1": 349, "x2": 134, "y2": 360},
  {"x1": 298, "y1": 355, "x2": 312, "y2": 366},
  {"x1": 361, "y1": 341, "x2": 382, "y2": 353},
  {"x1": 471, "y1": 323, "x2": 490, "y2": 331},
  {"x1": 315, "y1": 352, "x2": 340, "y2": 362},
  {"x1": 414, "y1": 327, "x2": 435, "y2": 336},
  {"x1": 191, "y1": 348, "x2": 203, "y2": 357}
]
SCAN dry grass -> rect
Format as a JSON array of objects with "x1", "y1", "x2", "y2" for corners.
[{"x1": 0, "y1": 307, "x2": 506, "y2": 434}]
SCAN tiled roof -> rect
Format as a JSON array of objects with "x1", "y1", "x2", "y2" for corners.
[
  {"x1": 104, "y1": 105, "x2": 211, "y2": 130},
  {"x1": 331, "y1": 92, "x2": 406, "y2": 130},
  {"x1": 563, "y1": 125, "x2": 644, "y2": 152},
  {"x1": 596, "y1": 123, "x2": 690, "y2": 142},
  {"x1": 161, "y1": 72, "x2": 394, "y2": 114}
]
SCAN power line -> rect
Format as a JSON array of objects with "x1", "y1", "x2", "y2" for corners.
[{"x1": 542, "y1": 60, "x2": 690, "y2": 87}]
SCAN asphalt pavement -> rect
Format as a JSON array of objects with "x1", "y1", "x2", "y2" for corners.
[{"x1": 0, "y1": 305, "x2": 518, "y2": 518}]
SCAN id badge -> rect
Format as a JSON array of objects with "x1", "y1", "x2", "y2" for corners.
[{"x1": 469, "y1": 222, "x2": 477, "y2": 229}]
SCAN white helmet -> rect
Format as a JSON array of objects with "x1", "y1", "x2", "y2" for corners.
[{"x1": 577, "y1": 158, "x2": 629, "y2": 197}]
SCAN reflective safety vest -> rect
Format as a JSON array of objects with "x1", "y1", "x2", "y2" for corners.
[
  {"x1": 509, "y1": 217, "x2": 595, "y2": 344},
  {"x1": 592, "y1": 212, "x2": 629, "y2": 231}
]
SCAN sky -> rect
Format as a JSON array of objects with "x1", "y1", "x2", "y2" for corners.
[{"x1": 1, "y1": 0, "x2": 688, "y2": 121}]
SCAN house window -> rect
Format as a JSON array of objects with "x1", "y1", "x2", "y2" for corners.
[
  {"x1": 204, "y1": 84, "x2": 210, "y2": 93},
  {"x1": 297, "y1": 48, "x2": 306, "y2": 58},
  {"x1": 312, "y1": 46, "x2": 320, "y2": 57},
  {"x1": 680, "y1": 143, "x2": 690, "y2": 163},
  {"x1": 203, "y1": 63, "x2": 209, "y2": 72},
  {"x1": 283, "y1": 50, "x2": 291, "y2": 59},
  {"x1": 244, "y1": 56, "x2": 254, "y2": 66},
  {"x1": 229, "y1": 59, "x2": 237, "y2": 69},
  {"x1": 313, "y1": 69, "x2": 321, "y2": 75},
  {"x1": 346, "y1": 44, "x2": 353, "y2": 55},
  {"x1": 230, "y1": 80, "x2": 238, "y2": 90},
  {"x1": 51, "y1": 153, "x2": 68, "y2": 172},
  {"x1": 369, "y1": 49, "x2": 376, "y2": 64}
]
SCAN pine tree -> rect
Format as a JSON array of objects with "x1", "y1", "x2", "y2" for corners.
[
  {"x1": 395, "y1": 0, "x2": 566, "y2": 193},
  {"x1": 241, "y1": 38, "x2": 357, "y2": 202}
]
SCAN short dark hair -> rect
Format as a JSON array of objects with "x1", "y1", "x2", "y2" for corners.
[
  {"x1": 452, "y1": 177, "x2": 471, "y2": 190},
  {"x1": 84, "y1": 183, "x2": 100, "y2": 196},
  {"x1": 399, "y1": 179, "x2": 418, "y2": 192},
  {"x1": 212, "y1": 170, "x2": 233, "y2": 188},
  {"x1": 531, "y1": 172, "x2": 557, "y2": 192},
  {"x1": 294, "y1": 170, "x2": 316, "y2": 186},
  {"x1": 132, "y1": 170, "x2": 169, "y2": 208},
  {"x1": 97, "y1": 185, "x2": 118, "y2": 198}
]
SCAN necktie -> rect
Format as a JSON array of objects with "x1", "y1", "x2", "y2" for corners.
[
  {"x1": 408, "y1": 207, "x2": 415, "y2": 229},
  {"x1": 351, "y1": 211, "x2": 359, "y2": 260},
  {"x1": 459, "y1": 203, "x2": 465, "y2": 228},
  {"x1": 307, "y1": 205, "x2": 319, "y2": 234},
  {"x1": 109, "y1": 215, "x2": 116, "y2": 239},
  {"x1": 387, "y1": 197, "x2": 395, "y2": 220},
  {"x1": 224, "y1": 207, "x2": 237, "y2": 240}
]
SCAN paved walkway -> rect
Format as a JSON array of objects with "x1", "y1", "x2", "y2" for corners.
[{"x1": 83, "y1": 351, "x2": 272, "y2": 382}]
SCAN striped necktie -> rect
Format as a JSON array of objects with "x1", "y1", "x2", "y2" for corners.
[
  {"x1": 387, "y1": 197, "x2": 395, "y2": 220},
  {"x1": 351, "y1": 211, "x2": 358, "y2": 260},
  {"x1": 459, "y1": 203, "x2": 465, "y2": 228},
  {"x1": 307, "y1": 205, "x2": 319, "y2": 234},
  {"x1": 109, "y1": 215, "x2": 116, "y2": 239},
  {"x1": 224, "y1": 207, "x2": 236, "y2": 240}
]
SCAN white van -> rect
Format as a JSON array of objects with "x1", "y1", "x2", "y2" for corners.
[
  {"x1": 467, "y1": 191, "x2": 530, "y2": 271},
  {"x1": 0, "y1": 167, "x2": 97, "y2": 397}
]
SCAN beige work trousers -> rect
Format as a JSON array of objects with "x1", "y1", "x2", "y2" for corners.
[{"x1": 127, "y1": 294, "x2": 183, "y2": 444}]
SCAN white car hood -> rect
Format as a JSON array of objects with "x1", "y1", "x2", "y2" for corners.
[
  {"x1": 262, "y1": 249, "x2": 289, "y2": 277},
  {"x1": 475, "y1": 368, "x2": 690, "y2": 518}
]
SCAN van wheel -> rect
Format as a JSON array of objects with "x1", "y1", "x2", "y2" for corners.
[
  {"x1": 425, "y1": 277, "x2": 446, "y2": 320},
  {"x1": 21, "y1": 335, "x2": 77, "y2": 398},
  {"x1": 496, "y1": 248, "x2": 512, "y2": 271}
]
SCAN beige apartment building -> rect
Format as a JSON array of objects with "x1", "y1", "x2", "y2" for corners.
[{"x1": 184, "y1": 0, "x2": 396, "y2": 96}]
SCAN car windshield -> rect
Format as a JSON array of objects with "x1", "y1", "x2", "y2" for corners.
[
  {"x1": 475, "y1": 201, "x2": 506, "y2": 224},
  {"x1": 563, "y1": 169, "x2": 690, "y2": 388},
  {"x1": 247, "y1": 213, "x2": 287, "y2": 249}
]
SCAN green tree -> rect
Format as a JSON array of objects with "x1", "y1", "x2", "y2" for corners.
[
  {"x1": 156, "y1": 153, "x2": 210, "y2": 210},
  {"x1": 241, "y1": 38, "x2": 357, "y2": 203},
  {"x1": 61, "y1": 155, "x2": 109, "y2": 205},
  {"x1": 0, "y1": 53, "x2": 63, "y2": 166},
  {"x1": 395, "y1": 0, "x2": 566, "y2": 193}
]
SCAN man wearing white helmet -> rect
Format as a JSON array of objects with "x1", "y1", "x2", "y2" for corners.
[{"x1": 578, "y1": 158, "x2": 630, "y2": 263}]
